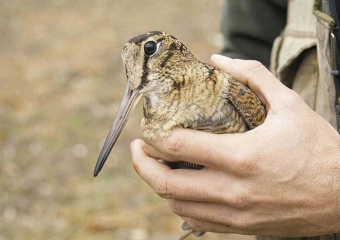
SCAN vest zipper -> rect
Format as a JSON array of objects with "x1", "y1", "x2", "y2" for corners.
[
  {"x1": 329, "y1": 0, "x2": 340, "y2": 132},
  {"x1": 330, "y1": 33, "x2": 340, "y2": 132}
]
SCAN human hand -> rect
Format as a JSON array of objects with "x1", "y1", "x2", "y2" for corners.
[{"x1": 130, "y1": 55, "x2": 340, "y2": 237}]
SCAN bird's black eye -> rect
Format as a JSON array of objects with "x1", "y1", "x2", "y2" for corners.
[{"x1": 144, "y1": 41, "x2": 157, "y2": 56}]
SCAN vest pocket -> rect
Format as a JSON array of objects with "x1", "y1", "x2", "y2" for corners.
[{"x1": 270, "y1": 34, "x2": 318, "y2": 110}]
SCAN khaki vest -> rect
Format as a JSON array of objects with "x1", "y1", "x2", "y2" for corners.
[
  {"x1": 270, "y1": 0, "x2": 337, "y2": 129},
  {"x1": 259, "y1": 1, "x2": 339, "y2": 240}
]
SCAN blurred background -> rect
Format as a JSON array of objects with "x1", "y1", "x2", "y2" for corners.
[{"x1": 0, "y1": 0, "x2": 255, "y2": 239}]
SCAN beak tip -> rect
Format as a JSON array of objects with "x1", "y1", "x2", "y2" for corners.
[{"x1": 93, "y1": 166, "x2": 101, "y2": 177}]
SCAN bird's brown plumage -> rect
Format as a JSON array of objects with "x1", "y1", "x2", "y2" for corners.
[{"x1": 94, "y1": 31, "x2": 267, "y2": 239}]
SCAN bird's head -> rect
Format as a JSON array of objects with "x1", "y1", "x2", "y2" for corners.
[
  {"x1": 121, "y1": 31, "x2": 194, "y2": 93},
  {"x1": 94, "y1": 31, "x2": 195, "y2": 176}
]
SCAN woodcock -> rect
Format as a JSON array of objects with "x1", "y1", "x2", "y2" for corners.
[{"x1": 93, "y1": 31, "x2": 267, "y2": 239}]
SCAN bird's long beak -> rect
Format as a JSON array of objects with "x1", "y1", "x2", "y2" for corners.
[{"x1": 94, "y1": 83, "x2": 142, "y2": 177}]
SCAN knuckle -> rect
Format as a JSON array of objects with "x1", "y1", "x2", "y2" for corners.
[
  {"x1": 285, "y1": 89, "x2": 300, "y2": 105},
  {"x1": 229, "y1": 191, "x2": 253, "y2": 209},
  {"x1": 165, "y1": 133, "x2": 184, "y2": 159},
  {"x1": 225, "y1": 142, "x2": 260, "y2": 177},
  {"x1": 245, "y1": 60, "x2": 265, "y2": 71},
  {"x1": 289, "y1": 91, "x2": 305, "y2": 109},
  {"x1": 227, "y1": 147, "x2": 258, "y2": 176},
  {"x1": 153, "y1": 173, "x2": 173, "y2": 199},
  {"x1": 236, "y1": 158, "x2": 258, "y2": 176}
]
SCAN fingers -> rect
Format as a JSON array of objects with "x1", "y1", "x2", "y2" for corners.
[
  {"x1": 210, "y1": 54, "x2": 288, "y2": 107},
  {"x1": 132, "y1": 138, "x2": 205, "y2": 201},
  {"x1": 168, "y1": 200, "x2": 243, "y2": 226},
  {"x1": 142, "y1": 128, "x2": 260, "y2": 176},
  {"x1": 131, "y1": 139, "x2": 252, "y2": 203},
  {"x1": 172, "y1": 200, "x2": 260, "y2": 235},
  {"x1": 130, "y1": 139, "x2": 172, "y2": 188}
]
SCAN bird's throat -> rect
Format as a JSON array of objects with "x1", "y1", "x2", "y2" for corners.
[{"x1": 142, "y1": 94, "x2": 165, "y2": 120}]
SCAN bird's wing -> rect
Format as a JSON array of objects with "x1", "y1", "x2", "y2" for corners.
[{"x1": 224, "y1": 77, "x2": 267, "y2": 129}]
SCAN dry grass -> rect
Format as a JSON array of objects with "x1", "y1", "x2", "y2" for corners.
[{"x1": 0, "y1": 0, "x2": 256, "y2": 239}]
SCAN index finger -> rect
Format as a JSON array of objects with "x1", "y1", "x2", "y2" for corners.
[{"x1": 143, "y1": 127, "x2": 258, "y2": 172}]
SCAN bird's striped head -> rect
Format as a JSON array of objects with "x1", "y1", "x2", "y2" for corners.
[{"x1": 121, "y1": 31, "x2": 194, "y2": 93}]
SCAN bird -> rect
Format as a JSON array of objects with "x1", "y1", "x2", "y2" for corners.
[{"x1": 93, "y1": 31, "x2": 267, "y2": 239}]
